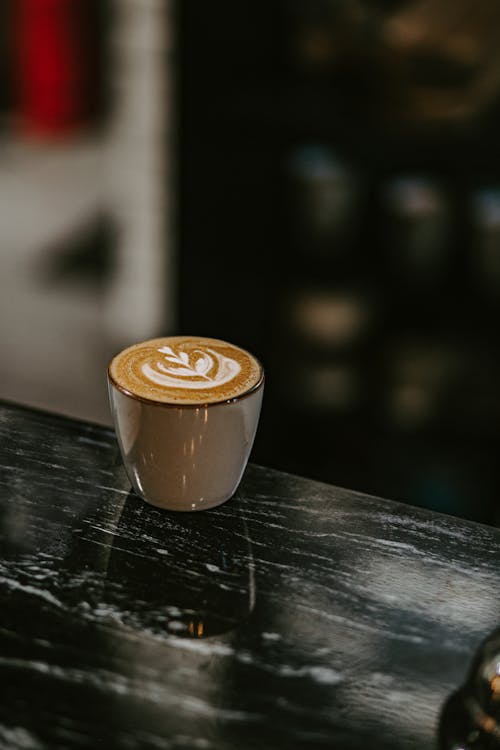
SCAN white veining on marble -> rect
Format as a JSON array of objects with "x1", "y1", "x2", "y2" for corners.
[
  {"x1": 0, "y1": 725, "x2": 44, "y2": 750},
  {"x1": 0, "y1": 576, "x2": 63, "y2": 609},
  {"x1": 2, "y1": 403, "x2": 500, "y2": 750}
]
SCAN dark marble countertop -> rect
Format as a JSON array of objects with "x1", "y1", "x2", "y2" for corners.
[{"x1": 1, "y1": 401, "x2": 500, "y2": 750}]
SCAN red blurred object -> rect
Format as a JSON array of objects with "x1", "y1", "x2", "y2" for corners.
[{"x1": 14, "y1": 0, "x2": 89, "y2": 136}]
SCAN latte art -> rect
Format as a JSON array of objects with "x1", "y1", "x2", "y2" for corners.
[
  {"x1": 109, "y1": 336, "x2": 263, "y2": 405},
  {"x1": 143, "y1": 345, "x2": 241, "y2": 390}
]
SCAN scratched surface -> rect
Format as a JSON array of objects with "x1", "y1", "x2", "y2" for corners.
[{"x1": 1, "y1": 401, "x2": 500, "y2": 749}]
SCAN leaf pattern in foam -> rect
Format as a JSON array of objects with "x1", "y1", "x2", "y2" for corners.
[
  {"x1": 144, "y1": 344, "x2": 241, "y2": 390},
  {"x1": 158, "y1": 346, "x2": 174, "y2": 356},
  {"x1": 195, "y1": 357, "x2": 210, "y2": 375}
]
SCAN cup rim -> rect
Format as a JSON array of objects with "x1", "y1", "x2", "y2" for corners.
[{"x1": 107, "y1": 339, "x2": 265, "y2": 409}]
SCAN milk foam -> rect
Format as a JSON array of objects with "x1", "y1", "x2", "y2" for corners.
[
  {"x1": 142, "y1": 345, "x2": 241, "y2": 390},
  {"x1": 109, "y1": 336, "x2": 263, "y2": 405}
]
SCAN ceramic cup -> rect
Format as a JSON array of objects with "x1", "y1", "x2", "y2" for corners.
[{"x1": 107, "y1": 336, "x2": 264, "y2": 511}]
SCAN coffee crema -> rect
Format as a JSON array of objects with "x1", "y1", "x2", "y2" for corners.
[{"x1": 109, "y1": 336, "x2": 263, "y2": 405}]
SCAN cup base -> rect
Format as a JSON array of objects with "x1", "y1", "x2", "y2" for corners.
[{"x1": 131, "y1": 489, "x2": 235, "y2": 513}]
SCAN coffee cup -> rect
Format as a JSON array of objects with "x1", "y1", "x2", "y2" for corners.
[{"x1": 107, "y1": 336, "x2": 264, "y2": 511}]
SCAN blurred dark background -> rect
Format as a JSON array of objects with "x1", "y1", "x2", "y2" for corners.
[{"x1": 2, "y1": 0, "x2": 500, "y2": 525}]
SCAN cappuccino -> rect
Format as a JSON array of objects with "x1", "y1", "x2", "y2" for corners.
[
  {"x1": 108, "y1": 335, "x2": 264, "y2": 510},
  {"x1": 109, "y1": 336, "x2": 263, "y2": 405}
]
